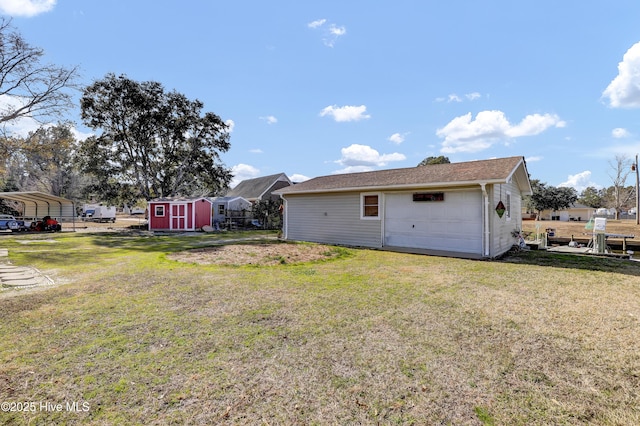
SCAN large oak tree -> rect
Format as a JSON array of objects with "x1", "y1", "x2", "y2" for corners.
[{"x1": 79, "y1": 74, "x2": 232, "y2": 201}]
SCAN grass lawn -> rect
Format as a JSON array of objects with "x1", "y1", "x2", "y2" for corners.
[{"x1": 1, "y1": 230, "x2": 640, "y2": 425}]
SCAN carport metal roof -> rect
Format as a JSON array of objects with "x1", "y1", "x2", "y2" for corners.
[{"x1": 0, "y1": 191, "x2": 76, "y2": 222}]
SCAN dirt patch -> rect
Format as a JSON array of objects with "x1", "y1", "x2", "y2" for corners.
[{"x1": 168, "y1": 242, "x2": 341, "y2": 266}]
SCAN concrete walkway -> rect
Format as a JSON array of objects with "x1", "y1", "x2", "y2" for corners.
[{"x1": 0, "y1": 250, "x2": 53, "y2": 290}]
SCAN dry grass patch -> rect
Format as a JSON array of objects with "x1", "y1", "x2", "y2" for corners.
[{"x1": 167, "y1": 241, "x2": 344, "y2": 266}]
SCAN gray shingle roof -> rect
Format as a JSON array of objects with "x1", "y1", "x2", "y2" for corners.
[
  {"x1": 226, "y1": 173, "x2": 291, "y2": 200},
  {"x1": 276, "y1": 156, "x2": 529, "y2": 194}
]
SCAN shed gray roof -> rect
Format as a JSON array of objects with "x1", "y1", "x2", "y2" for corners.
[{"x1": 276, "y1": 156, "x2": 531, "y2": 195}]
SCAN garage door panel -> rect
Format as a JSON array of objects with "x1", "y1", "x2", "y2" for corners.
[{"x1": 384, "y1": 191, "x2": 482, "y2": 254}]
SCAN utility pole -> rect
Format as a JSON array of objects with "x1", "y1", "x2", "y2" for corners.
[{"x1": 633, "y1": 154, "x2": 640, "y2": 225}]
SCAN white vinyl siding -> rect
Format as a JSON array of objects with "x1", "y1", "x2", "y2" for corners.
[
  {"x1": 491, "y1": 182, "x2": 522, "y2": 257},
  {"x1": 285, "y1": 193, "x2": 382, "y2": 247},
  {"x1": 384, "y1": 190, "x2": 483, "y2": 254}
]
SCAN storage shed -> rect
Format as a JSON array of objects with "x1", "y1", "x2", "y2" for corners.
[
  {"x1": 148, "y1": 197, "x2": 212, "y2": 231},
  {"x1": 275, "y1": 156, "x2": 532, "y2": 259}
]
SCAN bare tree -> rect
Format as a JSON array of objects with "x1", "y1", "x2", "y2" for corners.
[
  {"x1": 607, "y1": 154, "x2": 634, "y2": 219},
  {"x1": 0, "y1": 19, "x2": 78, "y2": 126}
]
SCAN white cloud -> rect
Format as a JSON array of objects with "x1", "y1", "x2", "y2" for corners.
[
  {"x1": 308, "y1": 18, "x2": 346, "y2": 47},
  {"x1": 333, "y1": 165, "x2": 375, "y2": 174},
  {"x1": 436, "y1": 92, "x2": 482, "y2": 103},
  {"x1": 71, "y1": 127, "x2": 93, "y2": 141},
  {"x1": 259, "y1": 115, "x2": 278, "y2": 125},
  {"x1": 307, "y1": 18, "x2": 326, "y2": 29},
  {"x1": 388, "y1": 132, "x2": 408, "y2": 144},
  {"x1": 334, "y1": 143, "x2": 406, "y2": 173},
  {"x1": 525, "y1": 155, "x2": 544, "y2": 162},
  {"x1": 320, "y1": 104, "x2": 370, "y2": 122},
  {"x1": 506, "y1": 113, "x2": 566, "y2": 138},
  {"x1": 230, "y1": 163, "x2": 260, "y2": 188},
  {"x1": 225, "y1": 119, "x2": 235, "y2": 133},
  {"x1": 436, "y1": 110, "x2": 565, "y2": 154},
  {"x1": 0, "y1": 0, "x2": 55, "y2": 17},
  {"x1": 3, "y1": 115, "x2": 39, "y2": 137},
  {"x1": 329, "y1": 24, "x2": 346, "y2": 37},
  {"x1": 466, "y1": 92, "x2": 481, "y2": 101},
  {"x1": 602, "y1": 41, "x2": 640, "y2": 108},
  {"x1": 324, "y1": 24, "x2": 346, "y2": 47},
  {"x1": 289, "y1": 173, "x2": 310, "y2": 182},
  {"x1": 559, "y1": 170, "x2": 599, "y2": 192},
  {"x1": 612, "y1": 127, "x2": 630, "y2": 138},
  {"x1": 249, "y1": 148, "x2": 263, "y2": 154},
  {"x1": 0, "y1": 94, "x2": 93, "y2": 140}
]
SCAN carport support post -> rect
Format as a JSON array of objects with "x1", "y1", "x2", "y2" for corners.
[{"x1": 481, "y1": 183, "x2": 490, "y2": 257}]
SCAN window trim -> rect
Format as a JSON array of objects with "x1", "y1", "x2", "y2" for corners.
[
  {"x1": 505, "y1": 191, "x2": 512, "y2": 221},
  {"x1": 155, "y1": 205, "x2": 165, "y2": 217},
  {"x1": 361, "y1": 192, "x2": 381, "y2": 220}
]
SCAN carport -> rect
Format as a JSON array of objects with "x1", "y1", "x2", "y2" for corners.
[{"x1": 0, "y1": 191, "x2": 76, "y2": 231}]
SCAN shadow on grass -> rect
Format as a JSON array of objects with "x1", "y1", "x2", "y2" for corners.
[{"x1": 500, "y1": 249, "x2": 640, "y2": 277}]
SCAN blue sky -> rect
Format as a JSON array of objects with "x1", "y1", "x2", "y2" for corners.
[{"x1": 4, "y1": 1, "x2": 640, "y2": 190}]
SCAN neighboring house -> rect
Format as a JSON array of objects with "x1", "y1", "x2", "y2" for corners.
[
  {"x1": 148, "y1": 197, "x2": 212, "y2": 231},
  {"x1": 537, "y1": 203, "x2": 594, "y2": 222},
  {"x1": 226, "y1": 173, "x2": 292, "y2": 203},
  {"x1": 274, "y1": 156, "x2": 532, "y2": 259},
  {"x1": 210, "y1": 196, "x2": 253, "y2": 224}
]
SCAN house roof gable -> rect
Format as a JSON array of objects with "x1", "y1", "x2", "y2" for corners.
[
  {"x1": 276, "y1": 156, "x2": 531, "y2": 195},
  {"x1": 226, "y1": 173, "x2": 292, "y2": 200}
]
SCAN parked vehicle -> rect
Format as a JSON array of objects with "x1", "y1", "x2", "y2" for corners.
[
  {"x1": 0, "y1": 214, "x2": 27, "y2": 232},
  {"x1": 30, "y1": 216, "x2": 61, "y2": 232},
  {"x1": 83, "y1": 205, "x2": 116, "y2": 223}
]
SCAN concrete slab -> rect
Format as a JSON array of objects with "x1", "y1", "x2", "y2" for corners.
[
  {"x1": 0, "y1": 260, "x2": 53, "y2": 290},
  {"x1": 547, "y1": 246, "x2": 591, "y2": 254},
  {"x1": 2, "y1": 272, "x2": 38, "y2": 280},
  {"x1": 0, "y1": 265, "x2": 29, "y2": 271},
  {"x1": 2, "y1": 278, "x2": 46, "y2": 287}
]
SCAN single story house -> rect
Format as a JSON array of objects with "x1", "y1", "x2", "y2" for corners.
[
  {"x1": 274, "y1": 156, "x2": 532, "y2": 259},
  {"x1": 148, "y1": 197, "x2": 212, "y2": 231},
  {"x1": 210, "y1": 196, "x2": 253, "y2": 224},
  {"x1": 225, "y1": 172, "x2": 292, "y2": 203},
  {"x1": 536, "y1": 203, "x2": 594, "y2": 222}
]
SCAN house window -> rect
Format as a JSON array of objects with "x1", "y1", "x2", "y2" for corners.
[
  {"x1": 506, "y1": 192, "x2": 511, "y2": 220},
  {"x1": 155, "y1": 205, "x2": 165, "y2": 217},
  {"x1": 361, "y1": 193, "x2": 380, "y2": 219},
  {"x1": 218, "y1": 204, "x2": 225, "y2": 215}
]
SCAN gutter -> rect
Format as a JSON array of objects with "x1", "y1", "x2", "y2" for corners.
[{"x1": 273, "y1": 179, "x2": 509, "y2": 197}]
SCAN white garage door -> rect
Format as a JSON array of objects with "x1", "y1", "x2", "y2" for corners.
[{"x1": 384, "y1": 191, "x2": 483, "y2": 254}]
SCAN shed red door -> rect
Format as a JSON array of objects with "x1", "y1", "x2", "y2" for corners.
[{"x1": 171, "y1": 203, "x2": 187, "y2": 229}]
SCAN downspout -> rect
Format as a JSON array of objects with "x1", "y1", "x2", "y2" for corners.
[
  {"x1": 279, "y1": 195, "x2": 288, "y2": 240},
  {"x1": 480, "y1": 183, "x2": 490, "y2": 257}
]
